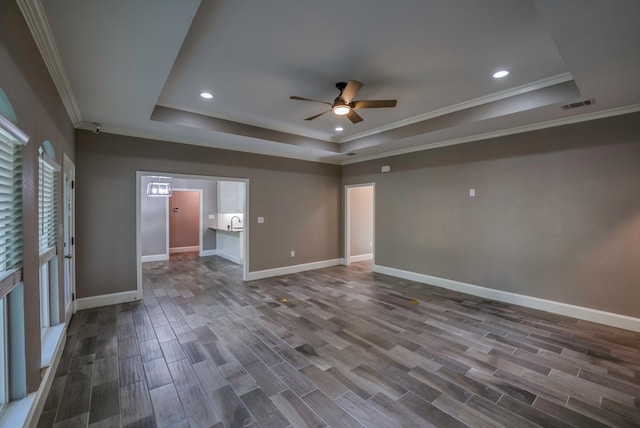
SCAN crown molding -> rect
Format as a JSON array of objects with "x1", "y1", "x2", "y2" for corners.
[
  {"x1": 341, "y1": 103, "x2": 640, "y2": 165},
  {"x1": 338, "y1": 72, "x2": 575, "y2": 144},
  {"x1": 74, "y1": 122, "x2": 342, "y2": 165},
  {"x1": 74, "y1": 103, "x2": 640, "y2": 167},
  {"x1": 16, "y1": 0, "x2": 82, "y2": 125},
  {"x1": 157, "y1": 101, "x2": 332, "y2": 142}
]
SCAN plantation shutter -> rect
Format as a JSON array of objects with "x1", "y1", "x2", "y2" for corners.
[
  {"x1": 39, "y1": 149, "x2": 59, "y2": 256},
  {"x1": 0, "y1": 114, "x2": 28, "y2": 299}
]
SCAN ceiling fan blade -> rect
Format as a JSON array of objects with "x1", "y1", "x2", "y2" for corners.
[
  {"x1": 352, "y1": 99, "x2": 397, "y2": 109},
  {"x1": 341, "y1": 80, "x2": 363, "y2": 104},
  {"x1": 305, "y1": 110, "x2": 330, "y2": 121},
  {"x1": 346, "y1": 109, "x2": 363, "y2": 124},
  {"x1": 290, "y1": 96, "x2": 332, "y2": 106}
]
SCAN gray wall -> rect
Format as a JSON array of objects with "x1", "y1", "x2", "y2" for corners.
[
  {"x1": 0, "y1": 0, "x2": 75, "y2": 392},
  {"x1": 349, "y1": 185, "x2": 374, "y2": 257},
  {"x1": 141, "y1": 176, "x2": 218, "y2": 257},
  {"x1": 141, "y1": 176, "x2": 169, "y2": 256},
  {"x1": 76, "y1": 131, "x2": 341, "y2": 297},
  {"x1": 343, "y1": 112, "x2": 640, "y2": 318}
]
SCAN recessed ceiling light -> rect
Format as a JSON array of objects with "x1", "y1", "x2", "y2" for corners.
[
  {"x1": 335, "y1": 126, "x2": 344, "y2": 132},
  {"x1": 200, "y1": 92, "x2": 214, "y2": 99},
  {"x1": 492, "y1": 70, "x2": 510, "y2": 79}
]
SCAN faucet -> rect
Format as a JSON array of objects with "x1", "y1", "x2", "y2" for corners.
[{"x1": 230, "y1": 216, "x2": 241, "y2": 231}]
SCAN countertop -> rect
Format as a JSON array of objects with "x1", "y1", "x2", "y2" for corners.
[{"x1": 208, "y1": 227, "x2": 244, "y2": 233}]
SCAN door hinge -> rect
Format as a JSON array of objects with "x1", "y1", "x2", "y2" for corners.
[
  {"x1": 72, "y1": 293, "x2": 75, "y2": 301},
  {"x1": 71, "y1": 180, "x2": 75, "y2": 189},
  {"x1": 71, "y1": 237, "x2": 74, "y2": 245}
]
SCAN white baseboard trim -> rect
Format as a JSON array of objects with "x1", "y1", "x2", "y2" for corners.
[
  {"x1": 141, "y1": 254, "x2": 169, "y2": 263},
  {"x1": 374, "y1": 265, "x2": 640, "y2": 333},
  {"x1": 217, "y1": 252, "x2": 241, "y2": 265},
  {"x1": 75, "y1": 290, "x2": 140, "y2": 311},
  {"x1": 200, "y1": 249, "x2": 219, "y2": 257},
  {"x1": 350, "y1": 253, "x2": 373, "y2": 263},
  {"x1": 247, "y1": 258, "x2": 342, "y2": 281},
  {"x1": 169, "y1": 246, "x2": 200, "y2": 254}
]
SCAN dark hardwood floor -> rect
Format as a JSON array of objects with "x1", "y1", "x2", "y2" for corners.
[{"x1": 39, "y1": 253, "x2": 640, "y2": 427}]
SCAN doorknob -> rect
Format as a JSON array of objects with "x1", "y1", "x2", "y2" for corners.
[{"x1": 65, "y1": 254, "x2": 73, "y2": 259}]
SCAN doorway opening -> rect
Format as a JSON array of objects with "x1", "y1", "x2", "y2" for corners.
[
  {"x1": 136, "y1": 172, "x2": 250, "y2": 297},
  {"x1": 344, "y1": 183, "x2": 375, "y2": 267}
]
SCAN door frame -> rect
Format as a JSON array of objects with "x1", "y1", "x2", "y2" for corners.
[
  {"x1": 344, "y1": 183, "x2": 375, "y2": 266},
  {"x1": 167, "y1": 188, "x2": 203, "y2": 255},
  {"x1": 62, "y1": 153, "x2": 76, "y2": 320}
]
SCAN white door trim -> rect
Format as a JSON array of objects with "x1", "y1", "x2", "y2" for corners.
[
  {"x1": 62, "y1": 153, "x2": 75, "y2": 320},
  {"x1": 344, "y1": 183, "x2": 375, "y2": 266}
]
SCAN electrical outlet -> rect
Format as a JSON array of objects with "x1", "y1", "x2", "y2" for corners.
[
  {"x1": 257, "y1": 217, "x2": 264, "y2": 224},
  {"x1": 469, "y1": 188, "x2": 476, "y2": 197},
  {"x1": 290, "y1": 250, "x2": 295, "y2": 257},
  {"x1": 208, "y1": 214, "x2": 215, "y2": 220}
]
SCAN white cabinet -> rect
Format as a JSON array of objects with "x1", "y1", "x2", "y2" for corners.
[
  {"x1": 216, "y1": 230, "x2": 243, "y2": 264},
  {"x1": 218, "y1": 181, "x2": 244, "y2": 213}
]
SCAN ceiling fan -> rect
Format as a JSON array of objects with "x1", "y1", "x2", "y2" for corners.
[{"x1": 290, "y1": 80, "x2": 397, "y2": 124}]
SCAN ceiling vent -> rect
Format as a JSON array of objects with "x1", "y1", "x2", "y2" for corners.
[{"x1": 562, "y1": 98, "x2": 595, "y2": 110}]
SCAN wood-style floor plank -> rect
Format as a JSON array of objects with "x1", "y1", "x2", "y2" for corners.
[
  {"x1": 88, "y1": 379, "x2": 120, "y2": 425},
  {"x1": 177, "y1": 384, "x2": 221, "y2": 428},
  {"x1": 119, "y1": 380, "x2": 153, "y2": 427},
  {"x1": 39, "y1": 253, "x2": 640, "y2": 427},
  {"x1": 302, "y1": 389, "x2": 361, "y2": 428},
  {"x1": 148, "y1": 383, "x2": 186, "y2": 427},
  {"x1": 270, "y1": 389, "x2": 326, "y2": 428}
]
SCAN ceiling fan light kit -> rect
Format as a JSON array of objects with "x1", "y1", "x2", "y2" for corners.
[
  {"x1": 332, "y1": 105, "x2": 350, "y2": 115},
  {"x1": 290, "y1": 80, "x2": 397, "y2": 124}
]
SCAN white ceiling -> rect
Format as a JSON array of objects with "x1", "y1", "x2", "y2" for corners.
[{"x1": 28, "y1": 0, "x2": 640, "y2": 164}]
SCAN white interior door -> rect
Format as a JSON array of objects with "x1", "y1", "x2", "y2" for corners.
[{"x1": 63, "y1": 154, "x2": 76, "y2": 320}]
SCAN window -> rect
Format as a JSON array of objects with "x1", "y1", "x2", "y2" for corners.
[
  {"x1": 0, "y1": 111, "x2": 28, "y2": 411},
  {"x1": 39, "y1": 147, "x2": 58, "y2": 254},
  {"x1": 0, "y1": 118, "x2": 24, "y2": 290},
  {"x1": 38, "y1": 144, "x2": 59, "y2": 334}
]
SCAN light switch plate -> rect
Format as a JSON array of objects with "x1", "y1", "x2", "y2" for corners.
[
  {"x1": 381, "y1": 165, "x2": 391, "y2": 173},
  {"x1": 208, "y1": 214, "x2": 215, "y2": 219},
  {"x1": 257, "y1": 217, "x2": 264, "y2": 224},
  {"x1": 469, "y1": 188, "x2": 476, "y2": 197}
]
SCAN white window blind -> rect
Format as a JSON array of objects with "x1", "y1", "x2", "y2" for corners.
[
  {"x1": 39, "y1": 149, "x2": 59, "y2": 256},
  {"x1": 0, "y1": 113, "x2": 28, "y2": 300}
]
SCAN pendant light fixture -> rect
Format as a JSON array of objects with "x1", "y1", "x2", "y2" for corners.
[{"x1": 146, "y1": 176, "x2": 173, "y2": 197}]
